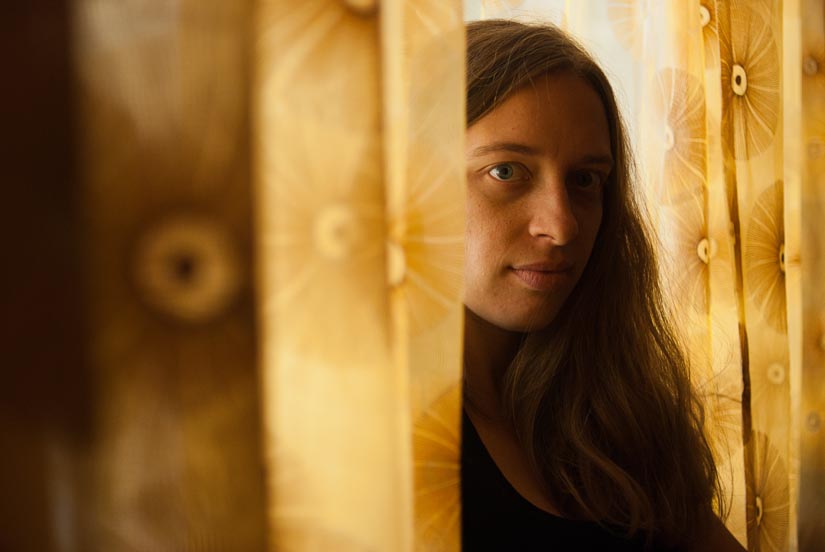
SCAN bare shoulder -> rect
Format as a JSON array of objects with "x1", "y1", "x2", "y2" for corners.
[{"x1": 690, "y1": 516, "x2": 746, "y2": 552}]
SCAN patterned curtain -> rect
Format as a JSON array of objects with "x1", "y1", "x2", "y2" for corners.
[
  {"x1": 255, "y1": 1, "x2": 464, "y2": 550},
  {"x1": 468, "y1": 1, "x2": 825, "y2": 551},
  {"x1": 7, "y1": 1, "x2": 822, "y2": 551},
  {"x1": 44, "y1": 0, "x2": 463, "y2": 550}
]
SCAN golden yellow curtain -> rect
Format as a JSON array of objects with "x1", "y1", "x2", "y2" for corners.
[
  {"x1": 7, "y1": 0, "x2": 821, "y2": 550},
  {"x1": 255, "y1": 1, "x2": 464, "y2": 550},
  {"x1": 71, "y1": 1, "x2": 268, "y2": 549},
  {"x1": 629, "y1": 1, "x2": 825, "y2": 550},
  {"x1": 58, "y1": 0, "x2": 464, "y2": 550}
]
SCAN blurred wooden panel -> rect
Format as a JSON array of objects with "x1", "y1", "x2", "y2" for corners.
[
  {"x1": 0, "y1": 1, "x2": 88, "y2": 551},
  {"x1": 71, "y1": 0, "x2": 267, "y2": 550}
]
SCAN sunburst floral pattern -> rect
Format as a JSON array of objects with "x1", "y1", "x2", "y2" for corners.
[
  {"x1": 259, "y1": 0, "x2": 390, "y2": 365},
  {"x1": 653, "y1": 67, "x2": 707, "y2": 204},
  {"x1": 607, "y1": 0, "x2": 648, "y2": 58},
  {"x1": 660, "y1": 193, "x2": 712, "y2": 316},
  {"x1": 747, "y1": 329, "x2": 790, "y2": 433},
  {"x1": 719, "y1": 2, "x2": 780, "y2": 160},
  {"x1": 266, "y1": 118, "x2": 387, "y2": 364},
  {"x1": 258, "y1": 2, "x2": 464, "y2": 551},
  {"x1": 697, "y1": 355, "x2": 744, "y2": 463},
  {"x1": 393, "y1": 9, "x2": 465, "y2": 548},
  {"x1": 744, "y1": 180, "x2": 786, "y2": 333},
  {"x1": 258, "y1": 3, "x2": 409, "y2": 550},
  {"x1": 391, "y1": 1, "x2": 464, "y2": 337},
  {"x1": 413, "y1": 384, "x2": 461, "y2": 551},
  {"x1": 480, "y1": 0, "x2": 524, "y2": 16},
  {"x1": 746, "y1": 431, "x2": 790, "y2": 552}
]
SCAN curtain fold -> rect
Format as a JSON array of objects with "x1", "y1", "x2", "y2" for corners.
[
  {"x1": 254, "y1": 1, "x2": 464, "y2": 550},
  {"x1": 70, "y1": 0, "x2": 268, "y2": 549}
]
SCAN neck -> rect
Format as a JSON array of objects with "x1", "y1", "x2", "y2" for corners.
[{"x1": 463, "y1": 307, "x2": 524, "y2": 421}]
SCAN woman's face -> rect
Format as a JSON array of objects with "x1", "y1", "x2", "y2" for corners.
[{"x1": 464, "y1": 73, "x2": 612, "y2": 332}]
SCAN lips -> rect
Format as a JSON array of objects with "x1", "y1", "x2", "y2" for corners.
[
  {"x1": 510, "y1": 261, "x2": 574, "y2": 291},
  {"x1": 511, "y1": 261, "x2": 574, "y2": 272}
]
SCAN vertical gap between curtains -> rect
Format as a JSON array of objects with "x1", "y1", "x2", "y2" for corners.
[{"x1": 781, "y1": 1, "x2": 803, "y2": 550}]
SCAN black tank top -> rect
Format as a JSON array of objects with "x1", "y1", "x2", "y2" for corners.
[{"x1": 461, "y1": 409, "x2": 676, "y2": 551}]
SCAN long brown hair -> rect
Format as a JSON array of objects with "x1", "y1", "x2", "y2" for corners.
[{"x1": 466, "y1": 19, "x2": 723, "y2": 548}]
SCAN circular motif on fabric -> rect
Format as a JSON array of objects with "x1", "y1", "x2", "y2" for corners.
[
  {"x1": 314, "y1": 204, "x2": 364, "y2": 260},
  {"x1": 389, "y1": 149, "x2": 464, "y2": 335},
  {"x1": 766, "y1": 363, "x2": 785, "y2": 385},
  {"x1": 660, "y1": 195, "x2": 716, "y2": 315},
  {"x1": 803, "y1": 56, "x2": 819, "y2": 76},
  {"x1": 413, "y1": 384, "x2": 461, "y2": 550},
  {"x1": 699, "y1": 4, "x2": 711, "y2": 27},
  {"x1": 134, "y1": 214, "x2": 241, "y2": 323},
  {"x1": 807, "y1": 411, "x2": 822, "y2": 433},
  {"x1": 696, "y1": 237, "x2": 717, "y2": 264},
  {"x1": 807, "y1": 116, "x2": 825, "y2": 176},
  {"x1": 744, "y1": 181, "x2": 787, "y2": 333},
  {"x1": 719, "y1": 4, "x2": 780, "y2": 159},
  {"x1": 663, "y1": 124, "x2": 675, "y2": 151},
  {"x1": 699, "y1": 1, "x2": 719, "y2": 68},
  {"x1": 754, "y1": 495, "x2": 764, "y2": 526},
  {"x1": 731, "y1": 64, "x2": 748, "y2": 96},
  {"x1": 653, "y1": 68, "x2": 707, "y2": 204}
]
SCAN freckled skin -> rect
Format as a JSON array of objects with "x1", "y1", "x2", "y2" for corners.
[{"x1": 464, "y1": 73, "x2": 613, "y2": 332}]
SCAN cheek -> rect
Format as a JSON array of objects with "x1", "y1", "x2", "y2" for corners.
[
  {"x1": 464, "y1": 197, "x2": 482, "y2": 257},
  {"x1": 465, "y1": 203, "x2": 506, "y2": 267},
  {"x1": 465, "y1": 203, "x2": 500, "y2": 284},
  {"x1": 464, "y1": 227, "x2": 487, "y2": 280},
  {"x1": 578, "y1": 205, "x2": 604, "y2": 253}
]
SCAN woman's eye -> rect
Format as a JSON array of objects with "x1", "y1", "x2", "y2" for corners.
[
  {"x1": 570, "y1": 170, "x2": 604, "y2": 189},
  {"x1": 488, "y1": 163, "x2": 525, "y2": 182}
]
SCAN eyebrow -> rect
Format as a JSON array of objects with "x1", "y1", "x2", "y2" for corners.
[
  {"x1": 471, "y1": 142, "x2": 614, "y2": 168},
  {"x1": 470, "y1": 142, "x2": 540, "y2": 157},
  {"x1": 576, "y1": 154, "x2": 615, "y2": 169}
]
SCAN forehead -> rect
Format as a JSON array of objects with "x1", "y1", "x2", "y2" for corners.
[{"x1": 466, "y1": 73, "x2": 612, "y2": 158}]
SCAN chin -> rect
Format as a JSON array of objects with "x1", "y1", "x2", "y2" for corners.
[
  {"x1": 501, "y1": 316, "x2": 555, "y2": 333},
  {"x1": 473, "y1": 308, "x2": 558, "y2": 333}
]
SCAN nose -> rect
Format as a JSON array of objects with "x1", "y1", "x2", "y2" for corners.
[{"x1": 527, "y1": 179, "x2": 579, "y2": 244}]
